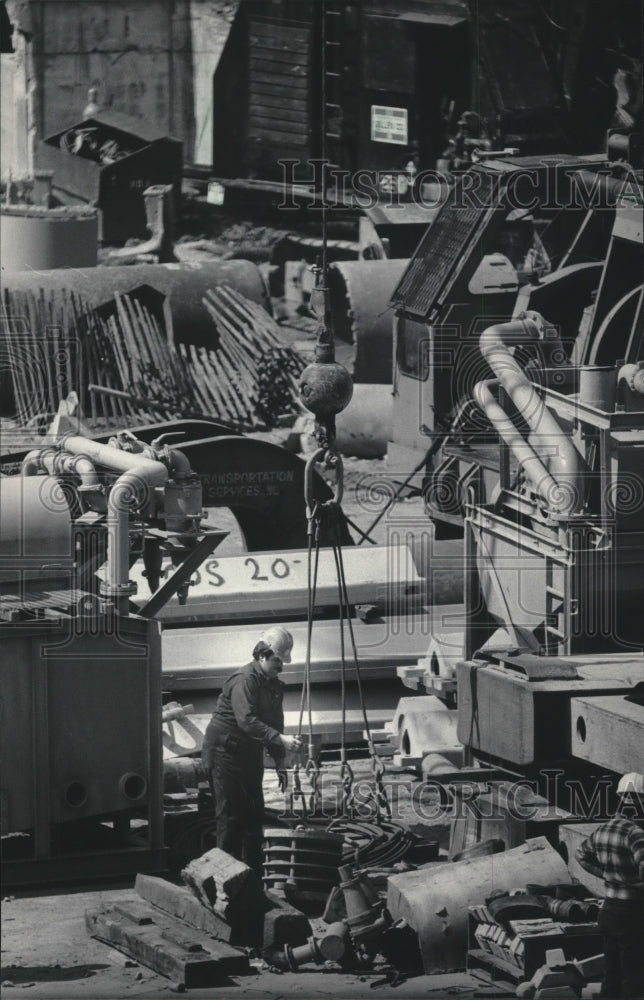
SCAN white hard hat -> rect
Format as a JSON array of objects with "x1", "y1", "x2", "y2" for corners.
[
  {"x1": 617, "y1": 772, "x2": 644, "y2": 796},
  {"x1": 259, "y1": 625, "x2": 293, "y2": 664}
]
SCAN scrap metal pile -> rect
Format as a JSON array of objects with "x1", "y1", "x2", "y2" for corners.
[
  {"x1": 83, "y1": 801, "x2": 610, "y2": 993},
  {"x1": 1, "y1": 283, "x2": 305, "y2": 430}
]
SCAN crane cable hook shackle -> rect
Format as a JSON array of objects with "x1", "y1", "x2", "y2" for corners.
[
  {"x1": 296, "y1": 451, "x2": 391, "y2": 823},
  {"x1": 293, "y1": 1, "x2": 384, "y2": 820},
  {"x1": 304, "y1": 446, "x2": 344, "y2": 516}
]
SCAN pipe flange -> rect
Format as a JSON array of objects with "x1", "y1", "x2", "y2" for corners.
[{"x1": 99, "y1": 580, "x2": 137, "y2": 597}]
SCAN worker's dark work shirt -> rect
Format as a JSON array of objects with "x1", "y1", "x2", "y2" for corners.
[
  {"x1": 577, "y1": 817, "x2": 644, "y2": 900},
  {"x1": 202, "y1": 660, "x2": 285, "y2": 764}
]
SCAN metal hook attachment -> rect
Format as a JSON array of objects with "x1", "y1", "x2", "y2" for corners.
[
  {"x1": 304, "y1": 447, "x2": 344, "y2": 515},
  {"x1": 340, "y1": 759, "x2": 355, "y2": 814}
]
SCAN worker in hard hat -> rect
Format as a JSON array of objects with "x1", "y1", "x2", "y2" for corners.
[
  {"x1": 201, "y1": 626, "x2": 301, "y2": 876},
  {"x1": 576, "y1": 773, "x2": 644, "y2": 998}
]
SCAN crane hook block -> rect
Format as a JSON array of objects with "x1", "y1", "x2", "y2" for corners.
[{"x1": 299, "y1": 361, "x2": 353, "y2": 419}]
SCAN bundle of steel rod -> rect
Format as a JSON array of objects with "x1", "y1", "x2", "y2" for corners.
[
  {"x1": 1, "y1": 286, "x2": 194, "y2": 426},
  {"x1": 2, "y1": 285, "x2": 84, "y2": 426},
  {"x1": 2, "y1": 283, "x2": 306, "y2": 430},
  {"x1": 90, "y1": 291, "x2": 201, "y2": 423},
  {"x1": 201, "y1": 285, "x2": 307, "y2": 427}
]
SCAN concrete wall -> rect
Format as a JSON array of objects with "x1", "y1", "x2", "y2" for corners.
[
  {"x1": 1, "y1": 46, "x2": 30, "y2": 178},
  {"x1": 190, "y1": 0, "x2": 238, "y2": 166},
  {"x1": 1, "y1": 0, "x2": 239, "y2": 181}
]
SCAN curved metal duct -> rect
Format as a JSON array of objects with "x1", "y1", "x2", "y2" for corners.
[{"x1": 474, "y1": 313, "x2": 584, "y2": 514}]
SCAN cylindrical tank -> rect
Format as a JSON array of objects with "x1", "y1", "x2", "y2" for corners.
[
  {"x1": 2, "y1": 260, "x2": 271, "y2": 348},
  {"x1": 327, "y1": 259, "x2": 409, "y2": 383},
  {"x1": 1, "y1": 205, "x2": 98, "y2": 271},
  {"x1": 578, "y1": 364, "x2": 617, "y2": 411},
  {"x1": 0, "y1": 475, "x2": 74, "y2": 588},
  {"x1": 334, "y1": 384, "x2": 393, "y2": 458}
]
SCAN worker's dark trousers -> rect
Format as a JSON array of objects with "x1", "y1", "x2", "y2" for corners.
[
  {"x1": 209, "y1": 734, "x2": 265, "y2": 878},
  {"x1": 598, "y1": 898, "x2": 644, "y2": 998}
]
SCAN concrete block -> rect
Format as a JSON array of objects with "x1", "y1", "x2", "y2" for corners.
[
  {"x1": 86, "y1": 900, "x2": 248, "y2": 988},
  {"x1": 570, "y1": 695, "x2": 644, "y2": 772},
  {"x1": 532, "y1": 959, "x2": 583, "y2": 995},
  {"x1": 262, "y1": 890, "x2": 312, "y2": 955},
  {"x1": 545, "y1": 948, "x2": 567, "y2": 968},
  {"x1": 389, "y1": 695, "x2": 461, "y2": 761},
  {"x1": 456, "y1": 656, "x2": 639, "y2": 766},
  {"x1": 181, "y1": 848, "x2": 264, "y2": 927},
  {"x1": 387, "y1": 837, "x2": 572, "y2": 973},
  {"x1": 581, "y1": 984, "x2": 602, "y2": 998},
  {"x1": 135, "y1": 874, "x2": 234, "y2": 943}
]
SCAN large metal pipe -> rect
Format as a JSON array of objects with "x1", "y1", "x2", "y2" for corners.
[
  {"x1": 22, "y1": 448, "x2": 100, "y2": 490},
  {"x1": 1, "y1": 205, "x2": 98, "y2": 271},
  {"x1": 0, "y1": 476, "x2": 75, "y2": 588},
  {"x1": 327, "y1": 259, "x2": 409, "y2": 383},
  {"x1": 476, "y1": 313, "x2": 583, "y2": 514},
  {"x1": 20, "y1": 435, "x2": 198, "y2": 611},
  {"x1": 62, "y1": 436, "x2": 169, "y2": 612},
  {"x1": 333, "y1": 384, "x2": 393, "y2": 457},
  {"x1": 3, "y1": 260, "x2": 271, "y2": 348}
]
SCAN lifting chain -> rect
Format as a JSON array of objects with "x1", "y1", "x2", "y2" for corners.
[
  {"x1": 289, "y1": 759, "x2": 322, "y2": 819},
  {"x1": 370, "y1": 748, "x2": 392, "y2": 820},
  {"x1": 340, "y1": 757, "x2": 355, "y2": 815},
  {"x1": 305, "y1": 755, "x2": 322, "y2": 813}
]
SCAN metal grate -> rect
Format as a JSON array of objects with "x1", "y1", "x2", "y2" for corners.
[{"x1": 392, "y1": 170, "x2": 497, "y2": 320}]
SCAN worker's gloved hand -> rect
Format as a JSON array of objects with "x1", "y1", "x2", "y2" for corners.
[
  {"x1": 279, "y1": 734, "x2": 302, "y2": 751},
  {"x1": 277, "y1": 769, "x2": 288, "y2": 793}
]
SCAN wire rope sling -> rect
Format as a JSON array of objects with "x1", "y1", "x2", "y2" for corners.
[{"x1": 289, "y1": 256, "x2": 391, "y2": 825}]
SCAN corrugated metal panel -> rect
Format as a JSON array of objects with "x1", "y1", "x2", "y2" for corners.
[
  {"x1": 248, "y1": 18, "x2": 312, "y2": 152},
  {"x1": 391, "y1": 170, "x2": 497, "y2": 320}
]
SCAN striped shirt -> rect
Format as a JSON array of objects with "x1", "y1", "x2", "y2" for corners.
[{"x1": 577, "y1": 818, "x2": 644, "y2": 900}]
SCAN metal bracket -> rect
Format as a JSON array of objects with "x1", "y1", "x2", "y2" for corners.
[{"x1": 138, "y1": 530, "x2": 227, "y2": 618}]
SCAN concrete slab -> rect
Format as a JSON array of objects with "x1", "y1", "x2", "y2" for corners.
[
  {"x1": 160, "y1": 606, "x2": 464, "y2": 691},
  {"x1": 131, "y1": 542, "x2": 424, "y2": 622}
]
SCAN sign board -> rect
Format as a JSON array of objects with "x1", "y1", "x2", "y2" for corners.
[{"x1": 371, "y1": 105, "x2": 408, "y2": 145}]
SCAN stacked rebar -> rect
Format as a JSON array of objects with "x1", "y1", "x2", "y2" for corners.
[
  {"x1": 1, "y1": 283, "x2": 306, "y2": 430},
  {"x1": 200, "y1": 285, "x2": 306, "y2": 426},
  {"x1": 2, "y1": 285, "x2": 84, "y2": 426}
]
